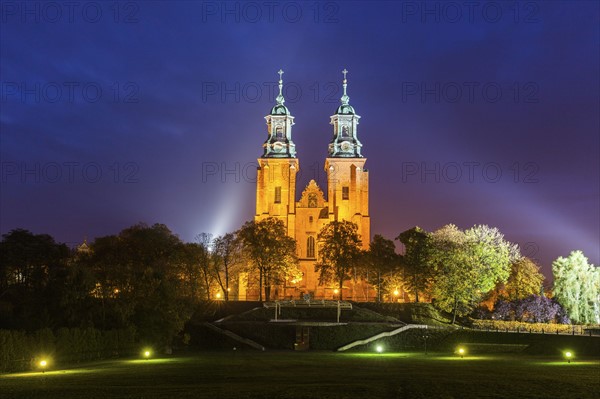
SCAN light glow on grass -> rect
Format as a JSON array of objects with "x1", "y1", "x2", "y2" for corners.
[
  {"x1": 142, "y1": 349, "x2": 152, "y2": 360},
  {"x1": 565, "y1": 351, "x2": 573, "y2": 363},
  {"x1": 38, "y1": 358, "x2": 50, "y2": 372}
]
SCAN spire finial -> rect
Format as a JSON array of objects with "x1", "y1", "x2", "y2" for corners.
[
  {"x1": 276, "y1": 69, "x2": 285, "y2": 105},
  {"x1": 341, "y1": 68, "x2": 349, "y2": 105}
]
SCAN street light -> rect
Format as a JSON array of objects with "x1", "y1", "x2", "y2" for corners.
[
  {"x1": 376, "y1": 345, "x2": 383, "y2": 353},
  {"x1": 143, "y1": 349, "x2": 152, "y2": 360},
  {"x1": 458, "y1": 347, "x2": 465, "y2": 358}
]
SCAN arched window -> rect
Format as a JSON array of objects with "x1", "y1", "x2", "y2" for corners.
[
  {"x1": 275, "y1": 127, "x2": 284, "y2": 140},
  {"x1": 307, "y1": 236, "x2": 315, "y2": 258}
]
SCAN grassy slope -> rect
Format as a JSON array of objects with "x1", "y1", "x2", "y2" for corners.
[{"x1": 1, "y1": 352, "x2": 598, "y2": 399}]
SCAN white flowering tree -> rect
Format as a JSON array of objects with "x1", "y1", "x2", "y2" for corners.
[{"x1": 552, "y1": 250, "x2": 600, "y2": 324}]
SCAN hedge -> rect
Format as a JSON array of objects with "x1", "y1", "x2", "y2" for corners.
[
  {"x1": 471, "y1": 320, "x2": 600, "y2": 335},
  {"x1": 0, "y1": 327, "x2": 136, "y2": 373}
]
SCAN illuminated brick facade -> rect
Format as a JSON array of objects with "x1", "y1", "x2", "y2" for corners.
[{"x1": 248, "y1": 70, "x2": 371, "y2": 300}]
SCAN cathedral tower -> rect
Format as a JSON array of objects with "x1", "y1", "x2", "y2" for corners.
[
  {"x1": 324, "y1": 70, "x2": 370, "y2": 249},
  {"x1": 255, "y1": 70, "x2": 299, "y2": 237}
]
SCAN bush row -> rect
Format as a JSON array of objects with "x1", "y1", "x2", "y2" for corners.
[
  {"x1": 0, "y1": 327, "x2": 136, "y2": 373},
  {"x1": 471, "y1": 319, "x2": 599, "y2": 335}
]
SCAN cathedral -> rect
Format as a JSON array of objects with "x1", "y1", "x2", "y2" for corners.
[{"x1": 240, "y1": 70, "x2": 371, "y2": 301}]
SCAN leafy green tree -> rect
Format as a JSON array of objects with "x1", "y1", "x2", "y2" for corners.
[
  {"x1": 315, "y1": 220, "x2": 362, "y2": 300},
  {"x1": 396, "y1": 226, "x2": 431, "y2": 302},
  {"x1": 552, "y1": 250, "x2": 600, "y2": 324},
  {"x1": 364, "y1": 235, "x2": 399, "y2": 302},
  {"x1": 428, "y1": 224, "x2": 519, "y2": 324},
  {"x1": 238, "y1": 218, "x2": 299, "y2": 301},
  {"x1": 504, "y1": 257, "x2": 545, "y2": 301}
]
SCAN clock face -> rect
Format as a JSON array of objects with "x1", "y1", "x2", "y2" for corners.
[{"x1": 341, "y1": 141, "x2": 352, "y2": 151}]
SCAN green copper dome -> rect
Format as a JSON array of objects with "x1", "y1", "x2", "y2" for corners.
[
  {"x1": 336, "y1": 104, "x2": 355, "y2": 115},
  {"x1": 271, "y1": 104, "x2": 290, "y2": 115}
]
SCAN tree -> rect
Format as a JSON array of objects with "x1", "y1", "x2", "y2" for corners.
[
  {"x1": 552, "y1": 250, "x2": 600, "y2": 324},
  {"x1": 428, "y1": 224, "x2": 520, "y2": 324},
  {"x1": 492, "y1": 295, "x2": 569, "y2": 324},
  {"x1": 90, "y1": 223, "x2": 195, "y2": 348},
  {"x1": 315, "y1": 221, "x2": 362, "y2": 300},
  {"x1": 194, "y1": 233, "x2": 214, "y2": 300},
  {"x1": 212, "y1": 233, "x2": 241, "y2": 301},
  {"x1": 364, "y1": 235, "x2": 399, "y2": 302},
  {"x1": 504, "y1": 257, "x2": 545, "y2": 301},
  {"x1": 237, "y1": 218, "x2": 299, "y2": 301},
  {"x1": 396, "y1": 226, "x2": 431, "y2": 302},
  {"x1": 0, "y1": 229, "x2": 69, "y2": 329},
  {"x1": 176, "y1": 242, "x2": 209, "y2": 302},
  {"x1": 482, "y1": 257, "x2": 545, "y2": 310}
]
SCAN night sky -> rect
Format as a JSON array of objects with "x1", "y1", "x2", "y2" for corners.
[{"x1": 1, "y1": 1, "x2": 598, "y2": 278}]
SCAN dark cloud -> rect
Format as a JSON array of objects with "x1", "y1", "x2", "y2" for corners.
[{"x1": 1, "y1": 1, "x2": 598, "y2": 277}]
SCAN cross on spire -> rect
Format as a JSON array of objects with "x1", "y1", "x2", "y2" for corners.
[
  {"x1": 276, "y1": 69, "x2": 285, "y2": 105},
  {"x1": 341, "y1": 68, "x2": 349, "y2": 105}
]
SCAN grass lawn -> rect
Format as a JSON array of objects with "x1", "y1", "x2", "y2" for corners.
[{"x1": 1, "y1": 351, "x2": 598, "y2": 399}]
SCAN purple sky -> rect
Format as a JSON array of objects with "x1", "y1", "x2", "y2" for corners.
[{"x1": 1, "y1": 1, "x2": 599, "y2": 279}]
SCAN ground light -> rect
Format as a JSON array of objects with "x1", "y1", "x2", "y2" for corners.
[
  {"x1": 376, "y1": 345, "x2": 383, "y2": 353},
  {"x1": 39, "y1": 359, "x2": 48, "y2": 372},
  {"x1": 143, "y1": 349, "x2": 152, "y2": 360},
  {"x1": 458, "y1": 347, "x2": 466, "y2": 358},
  {"x1": 565, "y1": 351, "x2": 573, "y2": 363}
]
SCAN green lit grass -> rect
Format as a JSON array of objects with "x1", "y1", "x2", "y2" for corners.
[{"x1": 1, "y1": 352, "x2": 598, "y2": 399}]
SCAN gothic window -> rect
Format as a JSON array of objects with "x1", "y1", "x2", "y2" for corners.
[
  {"x1": 274, "y1": 186, "x2": 282, "y2": 204},
  {"x1": 308, "y1": 193, "x2": 317, "y2": 208},
  {"x1": 342, "y1": 126, "x2": 349, "y2": 137},
  {"x1": 342, "y1": 186, "x2": 349, "y2": 200},
  {"x1": 309, "y1": 216, "x2": 313, "y2": 223},
  {"x1": 275, "y1": 127, "x2": 284, "y2": 140},
  {"x1": 307, "y1": 236, "x2": 315, "y2": 258}
]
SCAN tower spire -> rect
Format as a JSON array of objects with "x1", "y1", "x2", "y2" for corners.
[
  {"x1": 263, "y1": 69, "x2": 296, "y2": 158},
  {"x1": 329, "y1": 68, "x2": 362, "y2": 157},
  {"x1": 341, "y1": 68, "x2": 350, "y2": 105},
  {"x1": 276, "y1": 69, "x2": 285, "y2": 105}
]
